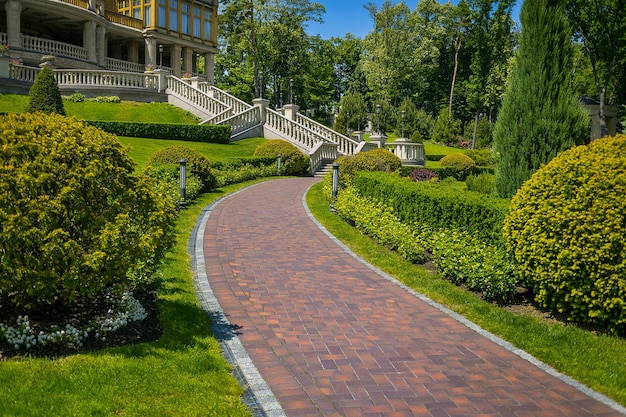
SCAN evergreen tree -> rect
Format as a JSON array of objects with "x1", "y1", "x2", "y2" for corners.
[
  {"x1": 493, "y1": 0, "x2": 588, "y2": 198},
  {"x1": 26, "y1": 67, "x2": 65, "y2": 116},
  {"x1": 25, "y1": 66, "x2": 65, "y2": 116},
  {"x1": 431, "y1": 107, "x2": 461, "y2": 144}
]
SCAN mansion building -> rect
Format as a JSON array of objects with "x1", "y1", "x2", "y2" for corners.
[{"x1": 0, "y1": 0, "x2": 218, "y2": 81}]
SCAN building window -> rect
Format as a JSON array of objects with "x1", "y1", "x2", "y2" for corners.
[
  {"x1": 203, "y1": 9, "x2": 211, "y2": 41},
  {"x1": 193, "y1": 5, "x2": 201, "y2": 38},
  {"x1": 144, "y1": 4, "x2": 152, "y2": 26},
  {"x1": 170, "y1": 0, "x2": 178, "y2": 31},
  {"x1": 181, "y1": 3, "x2": 190, "y2": 35},
  {"x1": 158, "y1": 0, "x2": 166, "y2": 28}
]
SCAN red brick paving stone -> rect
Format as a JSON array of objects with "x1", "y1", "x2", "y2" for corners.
[{"x1": 202, "y1": 178, "x2": 623, "y2": 417}]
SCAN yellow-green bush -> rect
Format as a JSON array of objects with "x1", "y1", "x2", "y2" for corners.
[
  {"x1": 254, "y1": 139, "x2": 310, "y2": 176},
  {"x1": 438, "y1": 152, "x2": 476, "y2": 170},
  {"x1": 147, "y1": 145, "x2": 216, "y2": 191},
  {"x1": 504, "y1": 134, "x2": 626, "y2": 334},
  {"x1": 330, "y1": 148, "x2": 402, "y2": 194},
  {"x1": 364, "y1": 148, "x2": 401, "y2": 172},
  {"x1": 0, "y1": 113, "x2": 177, "y2": 310}
]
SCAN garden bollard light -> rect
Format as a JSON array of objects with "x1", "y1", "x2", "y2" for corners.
[
  {"x1": 179, "y1": 158, "x2": 187, "y2": 202},
  {"x1": 277, "y1": 154, "x2": 282, "y2": 174},
  {"x1": 332, "y1": 163, "x2": 339, "y2": 199}
]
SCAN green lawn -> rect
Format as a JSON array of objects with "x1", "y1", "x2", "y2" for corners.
[{"x1": 306, "y1": 182, "x2": 626, "y2": 407}]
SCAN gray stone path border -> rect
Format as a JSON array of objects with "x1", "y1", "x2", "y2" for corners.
[{"x1": 189, "y1": 181, "x2": 626, "y2": 417}]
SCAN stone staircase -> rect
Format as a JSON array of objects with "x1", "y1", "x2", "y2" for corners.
[{"x1": 2, "y1": 65, "x2": 426, "y2": 173}]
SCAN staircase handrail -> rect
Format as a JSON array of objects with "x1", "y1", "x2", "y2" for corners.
[
  {"x1": 166, "y1": 76, "x2": 230, "y2": 117},
  {"x1": 201, "y1": 107, "x2": 234, "y2": 125},
  {"x1": 197, "y1": 84, "x2": 253, "y2": 115},
  {"x1": 265, "y1": 108, "x2": 333, "y2": 153},
  {"x1": 220, "y1": 106, "x2": 261, "y2": 136},
  {"x1": 309, "y1": 142, "x2": 339, "y2": 175},
  {"x1": 294, "y1": 112, "x2": 359, "y2": 155}
]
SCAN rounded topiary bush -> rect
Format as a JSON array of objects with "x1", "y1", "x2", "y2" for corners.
[
  {"x1": 148, "y1": 145, "x2": 216, "y2": 191},
  {"x1": 254, "y1": 139, "x2": 310, "y2": 176},
  {"x1": 364, "y1": 148, "x2": 401, "y2": 172},
  {"x1": 0, "y1": 113, "x2": 177, "y2": 310},
  {"x1": 438, "y1": 152, "x2": 476, "y2": 169},
  {"x1": 504, "y1": 134, "x2": 626, "y2": 334},
  {"x1": 25, "y1": 66, "x2": 66, "y2": 115}
]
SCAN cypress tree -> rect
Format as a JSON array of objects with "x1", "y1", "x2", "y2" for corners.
[
  {"x1": 493, "y1": 0, "x2": 588, "y2": 198},
  {"x1": 25, "y1": 66, "x2": 66, "y2": 116}
]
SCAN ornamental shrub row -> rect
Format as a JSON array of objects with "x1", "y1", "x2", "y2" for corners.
[
  {"x1": 87, "y1": 120, "x2": 231, "y2": 144},
  {"x1": 333, "y1": 187, "x2": 426, "y2": 264},
  {"x1": 352, "y1": 171, "x2": 509, "y2": 244},
  {"x1": 400, "y1": 166, "x2": 494, "y2": 180},
  {"x1": 253, "y1": 139, "x2": 310, "y2": 176}
]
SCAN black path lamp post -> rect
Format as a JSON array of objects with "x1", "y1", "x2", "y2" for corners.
[
  {"x1": 179, "y1": 158, "x2": 187, "y2": 204},
  {"x1": 332, "y1": 163, "x2": 339, "y2": 199},
  {"x1": 376, "y1": 104, "x2": 381, "y2": 135},
  {"x1": 159, "y1": 44, "x2": 163, "y2": 69},
  {"x1": 401, "y1": 109, "x2": 406, "y2": 138}
]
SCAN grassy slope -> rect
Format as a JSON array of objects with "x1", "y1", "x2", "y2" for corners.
[{"x1": 0, "y1": 94, "x2": 264, "y2": 415}]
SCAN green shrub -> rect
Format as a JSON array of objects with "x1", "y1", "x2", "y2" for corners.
[
  {"x1": 504, "y1": 134, "x2": 626, "y2": 334},
  {"x1": 65, "y1": 92, "x2": 86, "y2": 102},
  {"x1": 466, "y1": 172, "x2": 495, "y2": 194},
  {"x1": 215, "y1": 163, "x2": 278, "y2": 187},
  {"x1": 333, "y1": 187, "x2": 426, "y2": 264},
  {"x1": 364, "y1": 148, "x2": 402, "y2": 172},
  {"x1": 0, "y1": 113, "x2": 177, "y2": 310},
  {"x1": 147, "y1": 145, "x2": 216, "y2": 191},
  {"x1": 463, "y1": 148, "x2": 496, "y2": 167},
  {"x1": 253, "y1": 139, "x2": 310, "y2": 176},
  {"x1": 430, "y1": 229, "x2": 520, "y2": 303},
  {"x1": 352, "y1": 171, "x2": 510, "y2": 243},
  {"x1": 25, "y1": 67, "x2": 65, "y2": 115},
  {"x1": 93, "y1": 95, "x2": 121, "y2": 103},
  {"x1": 144, "y1": 163, "x2": 203, "y2": 202},
  {"x1": 87, "y1": 120, "x2": 231, "y2": 143},
  {"x1": 439, "y1": 152, "x2": 476, "y2": 169}
]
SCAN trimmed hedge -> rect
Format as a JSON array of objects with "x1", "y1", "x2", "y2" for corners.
[
  {"x1": 87, "y1": 120, "x2": 231, "y2": 143},
  {"x1": 352, "y1": 171, "x2": 510, "y2": 243},
  {"x1": 212, "y1": 156, "x2": 276, "y2": 170},
  {"x1": 400, "y1": 165, "x2": 494, "y2": 180},
  {"x1": 147, "y1": 145, "x2": 216, "y2": 192}
]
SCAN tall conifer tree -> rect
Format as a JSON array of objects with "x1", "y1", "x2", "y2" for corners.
[{"x1": 493, "y1": 0, "x2": 588, "y2": 198}]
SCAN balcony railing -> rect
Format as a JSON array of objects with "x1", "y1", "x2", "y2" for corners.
[
  {"x1": 105, "y1": 12, "x2": 144, "y2": 30},
  {"x1": 59, "y1": 0, "x2": 90, "y2": 8}
]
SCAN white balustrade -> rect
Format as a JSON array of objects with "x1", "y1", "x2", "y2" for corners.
[
  {"x1": 106, "y1": 57, "x2": 145, "y2": 73},
  {"x1": 266, "y1": 108, "x2": 333, "y2": 153},
  {"x1": 295, "y1": 113, "x2": 358, "y2": 155},
  {"x1": 54, "y1": 69, "x2": 157, "y2": 89},
  {"x1": 309, "y1": 142, "x2": 339, "y2": 174},
  {"x1": 22, "y1": 35, "x2": 87, "y2": 61},
  {"x1": 9, "y1": 64, "x2": 38, "y2": 82},
  {"x1": 167, "y1": 76, "x2": 230, "y2": 117},
  {"x1": 199, "y1": 84, "x2": 253, "y2": 115},
  {"x1": 385, "y1": 139, "x2": 426, "y2": 166},
  {"x1": 221, "y1": 107, "x2": 261, "y2": 135}
]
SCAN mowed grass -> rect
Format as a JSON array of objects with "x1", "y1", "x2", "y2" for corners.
[
  {"x1": 306, "y1": 182, "x2": 626, "y2": 407},
  {"x1": 0, "y1": 94, "x2": 269, "y2": 415}
]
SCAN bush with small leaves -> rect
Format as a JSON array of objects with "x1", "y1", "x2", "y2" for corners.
[
  {"x1": 438, "y1": 152, "x2": 476, "y2": 170},
  {"x1": 504, "y1": 134, "x2": 626, "y2": 334},
  {"x1": 254, "y1": 139, "x2": 310, "y2": 176},
  {"x1": 0, "y1": 113, "x2": 177, "y2": 310},
  {"x1": 148, "y1": 145, "x2": 216, "y2": 191},
  {"x1": 466, "y1": 173, "x2": 495, "y2": 194}
]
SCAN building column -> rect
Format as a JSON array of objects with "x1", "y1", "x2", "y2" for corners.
[
  {"x1": 128, "y1": 40, "x2": 139, "y2": 63},
  {"x1": 5, "y1": 0, "x2": 22, "y2": 49},
  {"x1": 83, "y1": 20, "x2": 97, "y2": 63},
  {"x1": 183, "y1": 46, "x2": 193, "y2": 75},
  {"x1": 96, "y1": 25, "x2": 106, "y2": 66},
  {"x1": 170, "y1": 44, "x2": 182, "y2": 77},
  {"x1": 204, "y1": 52, "x2": 215, "y2": 84},
  {"x1": 144, "y1": 36, "x2": 157, "y2": 68}
]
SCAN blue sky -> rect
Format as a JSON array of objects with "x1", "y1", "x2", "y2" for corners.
[{"x1": 305, "y1": 0, "x2": 521, "y2": 39}]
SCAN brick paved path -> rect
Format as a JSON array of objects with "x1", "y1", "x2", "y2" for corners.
[{"x1": 200, "y1": 178, "x2": 623, "y2": 417}]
